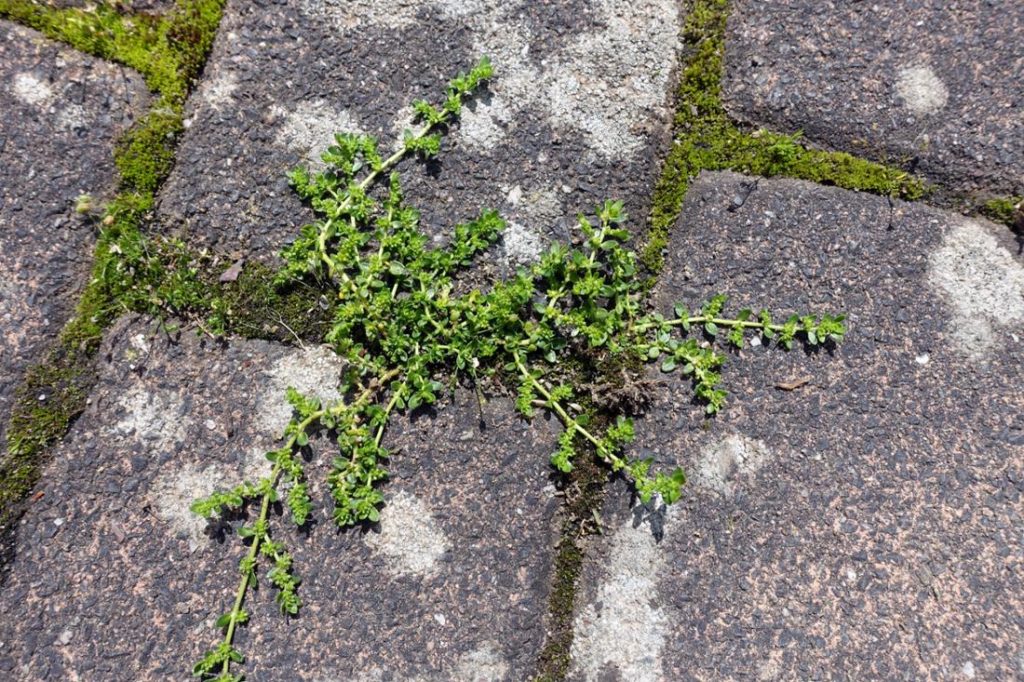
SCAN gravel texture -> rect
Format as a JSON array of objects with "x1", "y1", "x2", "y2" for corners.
[
  {"x1": 0, "y1": 21, "x2": 150, "y2": 448},
  {"x1": 571, "y1": 171, "x2": 1024, "y2": 680},
  {"x1": 722, "y1": 1, "x2": 1024, "y2": 197},
  {"x1": 157, "y1": 0, "x2": 681, "y2": 272},
  {"x1": 0, "y1": 316, "x2": 562, "y2": 680}
]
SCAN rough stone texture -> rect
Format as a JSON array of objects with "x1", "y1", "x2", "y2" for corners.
[
  {"x1": 0, "y1": 21, "x2": 149, "y2": 447},
  {"x1": 571, "y1": 172, "x2": 1024, "y2": 680},
  {"x1": 0, "y1": 315, "x2": 561, "y2": 680},
  {"x1": 723, "y1": 1, "x2": 1024, "y2": 197},
  {"x1": 157, "y1": 0, "x2": 681, "y2": 271}
]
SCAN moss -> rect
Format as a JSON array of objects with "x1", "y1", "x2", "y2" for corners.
[
  {"x1": 642, "y1": 0, "x2": 928, "y2": 275},
  {"x1": 0, "y1": 352, "x2": 92, "y2": 529},
  {"x1": 980, "y1": 196, "x2": 1023, "y2": 231},
  {"x1": 0, "y1": 0, "x2": 226, "y2": 530},
  {"x1": 533, "y1": 440, "x2": 607, "y2": 681},
  {"x1": 209, "y1": 262, "x2": 337, "y2": 344}
]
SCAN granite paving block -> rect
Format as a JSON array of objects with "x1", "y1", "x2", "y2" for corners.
[
  {"x1": 0, "y1": 315, "x2": 562, "y2": 680},
  {"x1": 157, "y1": 0, "x2": 682, "y2": 271},
  {"x1": 723, "y1": 1, "x2": 1024, "y2": 196},
  {"x1": 571, "y1": 172, "x2": 1024, "y2": 680},
  {"x1": 0, "y1": 21, "x2": 149, "y2": 447}
]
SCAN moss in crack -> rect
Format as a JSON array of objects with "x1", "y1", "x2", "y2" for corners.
[
  {"x1": 642, "y1": 0, "x2": 928, "y2": 275},
  {"x1": 0, "y1": 353, "x2": 92, "y2": 530},
  {"x1": 0, "y1": 0, "x2": 225, "y2": 531},
  {"x1": 533, "y1": 448, "x2": 606, "y2": 681},
  {"x1": 981, "y1": 196, "x2": 1023, "y2": 232}
]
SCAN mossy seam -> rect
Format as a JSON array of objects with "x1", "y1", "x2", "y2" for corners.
[
  {"x1": 641, "y1": 0, "x2": 929, "y2": 275},
  {"x1": 0, "y1": 0, "x2": 226, "y2": 530}
]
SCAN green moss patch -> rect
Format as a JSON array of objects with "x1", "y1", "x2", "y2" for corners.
[
  {"x1": 0, "y1": 0, "x2": 226, "y2": 531},
  {"x1": 643, "y1": 0, "x2": 928, "y2": 275}
]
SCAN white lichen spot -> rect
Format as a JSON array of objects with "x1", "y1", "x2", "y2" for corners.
[
  {"x1": 299, "y1": 0, "x2": 679, "y2": 161},
  {"x1": 927, "y1": 218, "x2": 1024, "y2": 358},
  {"x1": 501, "y1": 187, "x2": 561, "y2": 265},
  {"x1": 258, "y1": 345, "x2": 345, "y2": 437},
  {"x1": 114, "y1": 383, "x2": 190, "y2": 446},
  {"x1": 271, "y1": 100, "x2": 364, "y2": 169},
  {"x1": 389, "y1": 103, "x2": 430, "y2": 152},
  {"x1": 895, "y1": 63, "x2": 949, "y2": 116},
  {"x1": 56, "y1": 103, "x2": 89, "y2": 132},
  {"x1": 571, "y1": 515, "x2": 669, "y2": 682},
  {"x1": 692, "y1": 434, "x2": 773, "y2": 498},
  {"x1": 148, "y1": 462, "x2": 229, "y2": 552},
  {"x1": 364, "y1": 491, "x2": 451, "y2": 578},
  {"x1": 915, "y1": 353, "x2": 930, "y2": 365},
  {"x1": 301, "y1": 0, "x2": 483, "y2": 29},
  {"x1": 129, "y1": 332, "x2": 151, "y2": 354},
  {"x1": 198, "y1": 68, "x2": 239, "y2": 112},
  {"x1": 501, "y1": 221, "x2": 544, "y2": 265},
  {"x1": 455, "y1": 95, "x2": 512, "y2": 151},
  {"x1": 340, "y1": 642, "x2": 507, "y2": 681},
  {"x1": 961, "y1": 661, "x2": 976, "y2": 679},
  {"x1": 12, "y1": 72, "x2": 54, "y2": 107},
  {"x1": 453, "y1": 642, "x2": 509, "y2": 682},
  {"x1": 758, "y1": 651, "x2": 783, "y2": 681}
]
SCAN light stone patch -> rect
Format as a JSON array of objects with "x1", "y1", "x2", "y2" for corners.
[
  {"x1": 198, "y1": 68, "x2": 239, "y2": 112},
  {"x1": 692, "y1": 434, "x2": 773, "y2": 498},
  {"x1": 56, "y1": 103, "x2": 88, "y2": 132},
  {"x1": 389, "y1": 103, "x2": 430, "y2": 152},
  {"x1": 257, "y1": 344, "x2": 345, "y2": 437},
  {"x1": 150, "y1": 448, "x2": 287, "y2": 553},
  {"x1": 895, "y1": 63, "x2": 949, "y2": 116},
  {"x1": 148, "y1": 462, "x2": 230, "y2": 552},
  {"x1": 302, "y1": 0, "x2": 485, "y2": 29},
  {"x1": 364, "y1": 490, "x2": 451, "y2": 578},
  {"x1": 501, "y1": 221, "x2": 544, "y2": 265},
  {"x1": 927, "y1": 218, "x2": 1024, "y2": 358},
  {"x1": 299, "y1": 0, "x2": 680, "y2": 160},
  {"x1": 12, "y1": 72, "x2": 53, "y2": 107},
  {"x1": 453, "y1": 642, "x2": 509, "y2": 681},
  {"x1": 544, "y1": 0, "x2": 680, "y2": 159},
  {"x1": 501, "y1": 186, "x2": 561, "y2": 265},
  {"x1": 340, "y1": 641, "x2": 508, "y2": 681},
  {"x1": 113, "y1": 383, "x2": 190, "y2": 446},
  {"x1": 455, "y1": 95, "x2": 512, "y2": 151},
  {"x1": 271, "y1": 100, "x2": 364, "y2": 169},
  {"x1": 571, "y1": 514, "x2": 669, "y2": 681}
]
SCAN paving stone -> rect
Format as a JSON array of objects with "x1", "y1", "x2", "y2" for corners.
[
  {"x1": 571, "y1": 172, "x2": 1024, "y2": 680},
  {"x1": 157, "y1": 0, "x2": 682, "y2": 272},
  {"x1": 722, "y1": 1, "x2": 1024, "y2": 196},
  {"x1": 0, "y1": 315, "x2": 562, "y2": 680},
  {"x1": 0, "y1": 21, "x2": 150, "y2": 447}
]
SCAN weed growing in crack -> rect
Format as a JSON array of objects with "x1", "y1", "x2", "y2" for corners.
[{"x1": 190, "y1": 58, "x2": 844, "y2": 681}]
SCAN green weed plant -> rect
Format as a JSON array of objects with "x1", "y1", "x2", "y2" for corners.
[{"x1": 190, "y1": 59, "x2": 844, "y2": 681}]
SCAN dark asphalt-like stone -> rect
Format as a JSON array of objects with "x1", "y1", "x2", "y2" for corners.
[
  {"x1": 0, "y1": 21, "x2": 149, "y2": 448},
  {"x1": 0, "y1": 315, "x2": 562, "y2": 680},
  {"x1": 157, "y1": 0, "x2": 681, "y2": 272},
  {"x1": 723, "y1": 1, "x2": 1024, "y2": 197},
  {"x1": 571, "y1": 172, "x2": 1024, "y2": 680}
]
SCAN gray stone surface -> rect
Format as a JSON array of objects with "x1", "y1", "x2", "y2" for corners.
[
  {"x1": 571, "y1": 172, "x2": 1024, "y2": 680},
  {"x1": 0, "y1": 315, "x2": 562, "y2": 680},
  {"x1": 157, "y1": 0, "x2": 682, "y2": 271},
  {"x1": 0, "y1": 21, "x2": 150, "y2": 447},
  {"x1": 723, "y1": 1, "x2": 1024, "y2": 197}
]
